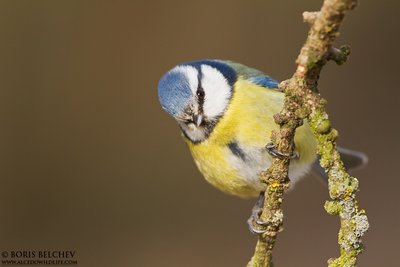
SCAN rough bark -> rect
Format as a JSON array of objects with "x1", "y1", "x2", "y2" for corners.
[{"x1": 247, "y1": 1, "x2": 369, "y2": 266}]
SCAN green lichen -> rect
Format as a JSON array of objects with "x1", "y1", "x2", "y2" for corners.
[
  {"x1": 316, "y1": 119, "x2": 332, "y2": 134},
  {"x1": 328, "y1": 250, "x2": 357, "y2": 267},
  {"x1": 325, "y1": 200, "x2": 341, "y2": 215},
  {"x1": 309, "y1": 105, "x2": 369, "y2": 266},
  {"x1": 295, "y1": 107, "x2": 310, "y2": 119},
  {"x1": 247, "y1": 1, "x2": 368, "y2": 266},
  {"x1": 306, "y1": 54, "x2": 320, "y2": 70}
]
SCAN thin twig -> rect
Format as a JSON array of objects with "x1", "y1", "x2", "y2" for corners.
[{"x1": 247, "y1": 0, "x2": 368, "y2": 266}]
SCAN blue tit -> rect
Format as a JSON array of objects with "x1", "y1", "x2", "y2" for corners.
[{"x1": 158, "y1": 59, "x2": 367, "y2": 199}]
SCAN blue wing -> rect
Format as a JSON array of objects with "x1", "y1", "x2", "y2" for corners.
[
  {"x1": 247, "y1": 76, "x2": 279, "y2": 89},
  {"x1": 222, "y1": 60, "x2": 280, "y2": 89}
]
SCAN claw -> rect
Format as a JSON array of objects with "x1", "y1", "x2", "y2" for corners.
[
  {"x1": 255, "y1": 219, "x2": 268, "y2": 226},
  {"x1": 266, "y1": 142, "x2": 299, "y2": 159},
  {"x1": 247, "y1": 192, "x2": 268, "y2": 235},
  {"x1": 247, "y1": 218, "x2": 268, "y2": 234}
]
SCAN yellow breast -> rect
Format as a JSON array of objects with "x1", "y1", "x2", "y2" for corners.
[{"x1": 186, "y1": 79, "x2": 317, "y2": 198}]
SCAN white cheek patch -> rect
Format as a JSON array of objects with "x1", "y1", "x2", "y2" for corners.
[
  {"x1": 171, "y1": 65, "x2": 198, "y2": 94},
  {"x1": 201, "y1": 65, "x2": 232, "y2": 118}
]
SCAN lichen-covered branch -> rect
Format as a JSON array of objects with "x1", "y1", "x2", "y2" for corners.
[
  {"x1": 247, "y1": 0, "x2": 369, "y2": 266},
  {"x1": 310, "y1": 105, "x2": 369, "y2": 266}
]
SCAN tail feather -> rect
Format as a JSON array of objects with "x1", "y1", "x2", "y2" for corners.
[{"x1": 311, "y1": 146, "x2": 368, "y2": 182}]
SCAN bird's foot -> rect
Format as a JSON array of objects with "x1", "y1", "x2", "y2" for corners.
[
  {"x1": 266, "y1": 142, "x2": 299, "y2": 160},
  {"x1": 247, "y1": 192, "x2": 268, "y2": 235}
]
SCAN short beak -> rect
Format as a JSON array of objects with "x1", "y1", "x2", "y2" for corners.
[{"x1": 193, "y1": 114, "x2": 203, "y2": 127}]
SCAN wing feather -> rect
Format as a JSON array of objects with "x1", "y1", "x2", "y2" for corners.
[{"x1": 223, "y1": 60, "x2": 280, "y2": 89}]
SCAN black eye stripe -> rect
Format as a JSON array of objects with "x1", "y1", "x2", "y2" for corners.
[
  {"x1": 196, "y1": 87, "x2": 205, "y2": 114},
  {"x1": 196, "y1": 67, "x2": 205, "y2": 101},
  {"x1": 196, "y1": 88, "x2": 205, "y2": 99}
]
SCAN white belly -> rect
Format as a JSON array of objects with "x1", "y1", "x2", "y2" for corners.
[{"x1": 225, "y1": 143, "x2": 314, "y2": 192}]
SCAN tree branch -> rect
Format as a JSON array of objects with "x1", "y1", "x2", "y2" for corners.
[{"x1": 247, "y1": 0, "x2": 369, "y2": 266}]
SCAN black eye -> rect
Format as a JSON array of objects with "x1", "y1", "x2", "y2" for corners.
[{"x1": 196, "y1": 89, "x2": 205, "y2": 99}]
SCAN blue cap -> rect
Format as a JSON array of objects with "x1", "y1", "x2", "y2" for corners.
[{"x1": 158, "y1": 70, "x2": 192, "y2": 117}]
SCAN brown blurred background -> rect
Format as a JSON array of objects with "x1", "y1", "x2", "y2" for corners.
[{"x1": 0, "y1": 0, "x2": 398, "y2": 266}]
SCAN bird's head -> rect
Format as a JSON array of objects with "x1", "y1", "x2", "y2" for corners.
[{"x1": 158, "y1": 60, "x2": 237, "y2": 143}]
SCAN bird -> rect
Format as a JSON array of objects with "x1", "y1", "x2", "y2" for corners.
[{"x1": 157, "y1": 59, "x2": 367, "y2": 232}]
